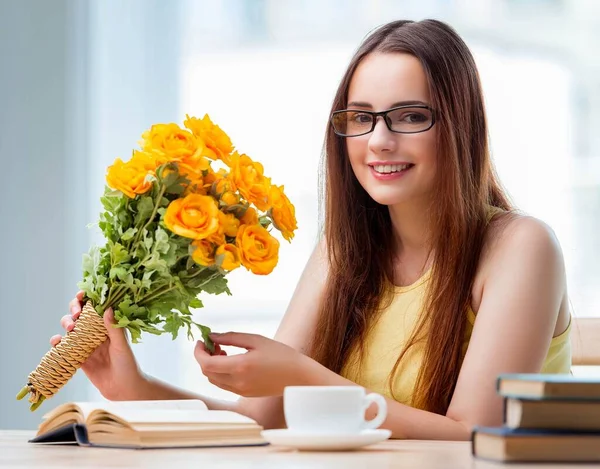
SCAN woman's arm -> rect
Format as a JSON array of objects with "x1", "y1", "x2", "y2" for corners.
[
  {"x1": 199, "y1": 216, "x2": 568, "y2": 440},
  {"x1": 209, "y1": 239, "x2": 329, "y2": 427},
  {"x1": 119, "y1": 239, "x2": 328, "y2": 423},
  {"x1": 444, "y1": 216, "x2": 567, "y2": 432}
]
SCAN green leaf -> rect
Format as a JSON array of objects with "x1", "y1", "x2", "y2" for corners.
[
  {"x1": 259, "y1": 215, "x2": 271, "y2": 228},
  {"x1": 195, "y1": 323, "x2": 214, "y2": 354},
  {"x1": 117, "y1": 297, "x2": 147, "y2": 319},
  {"x1": 77, "y1": 277, "x2": 97, "y2": 303},
  {"x1": 159, "y1": 163, "x2": 190, "y2": 195},
  {"x1": 189, "y1": 298, "x2": 203, "y2": 309},
  {"x1": 143, "y1": 230, "x2": 153, "y2": 251},
  {"x1": 109, "y1": 266, "x2": 129, "y2": 281},
  {"x1": 154, "y1": 227, "x2": 171, "y2": 254},
  {"x1": 97, "y1": 275, "x2": 109, "y2": 305},
  {"x1": 200, "y1": 275, "x2": 231, "y2": 296},
  {"x1": 121, "y1": 227, "x2": 138, "y2": 241},
  {"x1": 110, "y1": 242, "x2": 131, "y2": 265},
  {"x1": 117, "y1": 316, "x2": 130, "y2": 327},
  {"x1": 127, "y1": 324, "x2": 142, "y2": 343},
  {"x1": 163, "y1": 314, "x2": 184, "y2": 340},
  {"x1": 135, "y1": 196, "x2": 155, "y2": 226}
]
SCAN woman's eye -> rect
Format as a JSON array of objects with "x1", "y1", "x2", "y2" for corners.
[
  {"x1": 351, "y1": 113, "x2": 373, "y2": 124},
  {"x1": 399, "y1": 112, "x2": 427, "y2": 123}
]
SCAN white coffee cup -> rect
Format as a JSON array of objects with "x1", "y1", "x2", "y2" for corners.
[{"x1": 283, "y1": 386, "x2": 387, "y2": 434}]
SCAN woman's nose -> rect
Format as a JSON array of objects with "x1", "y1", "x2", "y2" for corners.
[{"x1": 368, "y1": 117, "x2": 396, "y2": 154}]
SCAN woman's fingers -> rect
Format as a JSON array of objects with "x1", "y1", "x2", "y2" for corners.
[
  {"x1": 50, "y1": 335, "x2": 62, "y2": 347},
  {"x1": 56, "y1": 292, "x2": 85, "y2": 345},
  {"x1": 69, "y1": 298, "x2": 81, "y2": 315},
  {"x1": 60, "y1": 314, "x2": 75, "y2": 332},
  {"x1": 68, "y1": 291, "x2": 85, "y2": 317}
]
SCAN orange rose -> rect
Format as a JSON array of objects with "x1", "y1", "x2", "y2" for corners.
[
  {"x1": 210, "y1": 174, "x2": 240, "y2": 206},
  {"x1": 202, "y1": 167, "x2": 225, "y2": 193},
  {"x1": 177, "y1": 155, "x2": 210, "y2": 183},
  {"x1": 206, "y1": 211, "x2": 239, "y2": 245},
  {"x1": 191, "y1": 239, "x2": 216, "y2": 266},
  {"x1": 269, "y1": 185, "x2": 297, "y2": 241},
  {"x1": 221, "y1": 191, "x2": 240, "y2": 206},
  {"x1": 220, "y1": 211, "x2": 240, "y2": 237},
  {"x1": 184, "y1": 114, "x2": 233, "y2": 162},
  {"x1": 211, "y1": 174, "x2": 235, "y2": 196},
  {"x1": 216, "y1": 244, "x2": 241, "y2": 271},
  {"x1": 141, "y1": 123, "x2": 199, "y2": 160},
  {"x1": 164, "y1": 194, "x2": 220, "y2": 240},
  {"x1": 184, "y1": 174, "x2": 206, "y2": 196},
  {"x1": 229, "y1": 152, "x2": 270, "y2": 210},
  {"x1": 106, "y1": 151, "x2": 157, "y2": 198},
  {"x1": 236, "y1": 224, "x2": 279, "y2": 275},
  {"x1": 141, "y1": 122, "x2": 210, "y2": 180},
  {"x1": 240, "y1": 206, "x2": 259, "y2": 225}
]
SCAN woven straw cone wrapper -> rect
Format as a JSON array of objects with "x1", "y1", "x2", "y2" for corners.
[{"x1": 25, "y1": 301, "x2": 107, "y2": 405}]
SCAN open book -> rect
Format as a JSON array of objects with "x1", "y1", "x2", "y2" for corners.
[{"x1": 29, "y1": 399, "x2": 267, "y2": 449}]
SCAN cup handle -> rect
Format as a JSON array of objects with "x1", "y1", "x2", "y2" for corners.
[{"x1": 362, "y1": 392, "x2": 387, "y2": 430}]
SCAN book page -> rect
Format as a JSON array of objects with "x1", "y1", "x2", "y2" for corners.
[
  {"x1": 93, "y1": 409, "x2": 256, "y2": 425},
  {"x1": 69, "y1": 399, "x2": 208, "y2": 421}
]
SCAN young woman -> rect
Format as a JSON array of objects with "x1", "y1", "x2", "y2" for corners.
[{"x1": 53, "y1": 19, "x2": 572, "y2": 440}]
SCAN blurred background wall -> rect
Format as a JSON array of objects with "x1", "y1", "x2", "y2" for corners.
[{"x1": 1, "y1": 0, "x2": 599, "y2": 430}]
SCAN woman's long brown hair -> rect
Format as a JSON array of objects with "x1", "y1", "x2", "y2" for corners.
[{"x1": 309, "y1": 19, "x2": 512, "y2": 415}]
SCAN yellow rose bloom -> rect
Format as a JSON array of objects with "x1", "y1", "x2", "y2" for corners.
[
  {"x1": 106, "y1": 153, "x2": 155, "y2": 198},
  {"x1": 269, "y1": 185, "x2": 298, "y2": 241},
  {"x1": 206, "y1": 231, "x2": 226, "y2": 246},
  {"x1": 141, "y1": 122, "x2": 210, "y2": 180},
  {"x1": 211, "y1": 174, "x2": 240, "y2": 206},
  {"x1": 202, "y1": 167, "x2": 225, "y2": 193},
  {"x1": 229, "y1": 152, "x2": 270, "y2": 211},
  {"x1": 220, "y1": 191, "x2": 240, "y2": 206},
  {"x1": 178, "y1": 155, "x2": 211, "y2": 180},
  {"x1": 141, "y1": 123, "x2": 198, "y2": 159},
  {"x1": 216, "y1": 244, "x2": 241, "y2": 271},
  {"x1": 206, "y1": 211, "x2": 240, "y2": 245},
  {"x1": 164, "y1": 194, "x2": 220, "y2": 240},
  {"x1": 213, "y1": 175, "x2": 237, "y2": 196},
  {"x1": 236, "y1": 224, "x2": 280, "y2": 275},
  {"x1": 240, "y1": 206, "x2": 259, "y2": 225},
  {"x1": 191, "y1": 239, "x2": 216, "y2": 266},
  {"x1": 184, "y1": 114, "x2": 233, "y2": 162},
  {"x1": 220, "y1": 211, "x2": 240, "y2": 237}
]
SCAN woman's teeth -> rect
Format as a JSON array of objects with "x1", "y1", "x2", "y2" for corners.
[{"x1": 372, "y1": 163, "x2": 412, "y2": 174}]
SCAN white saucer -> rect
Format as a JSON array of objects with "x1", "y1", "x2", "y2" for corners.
[{"x1": 261, "y1": 429, "x2": 391, "y2": 451}]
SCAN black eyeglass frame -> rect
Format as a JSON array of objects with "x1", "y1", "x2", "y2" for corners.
[{"x1": 330, "y1": 104, "x2": 436, "y2": 137}]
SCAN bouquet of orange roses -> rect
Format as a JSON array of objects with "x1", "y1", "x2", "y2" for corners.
[{"x1": 17, "y1": 114, "x2": 297, "y2": 410}]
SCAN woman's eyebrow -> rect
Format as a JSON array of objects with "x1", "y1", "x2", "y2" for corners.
[{"x1": 346, "y1": 100, "x2": 429, "y2": 108}]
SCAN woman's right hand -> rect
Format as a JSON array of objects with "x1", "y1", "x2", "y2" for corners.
[{"x1": 50, "y1": 291, "x2": 147, "y2": 401}]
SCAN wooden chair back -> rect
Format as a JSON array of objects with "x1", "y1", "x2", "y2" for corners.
[{"x1": 571, "y1": 317, "x2": 600, "y2": 366}]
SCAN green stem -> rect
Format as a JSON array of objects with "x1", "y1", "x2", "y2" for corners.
[
  {"x1": 133, "y1": 184, "x2": 166, "y2": 246},
  {"x1": 183, "y1": 267, "x2": 208, "y2": 280},
  {"x1": 105, "y1": 285, "x2": 123, "y2": 309},
  {"x1": 110, "y1": 289, "x2": 128, "y2": 309},
  {"x1": 139, "y1": 284, "x2": 177, "y2": 306},
  {"x1": 132, "y1": 252, "x2": 151, "y2": 272}
]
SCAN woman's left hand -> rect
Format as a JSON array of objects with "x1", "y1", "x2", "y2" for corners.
[{"x1": 194, "y1": 332, "x2": 314, "y2": 397}]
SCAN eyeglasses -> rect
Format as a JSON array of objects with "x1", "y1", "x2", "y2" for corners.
[{"x1": 330, "y1": 105, "x2": 435, "y2": 137}]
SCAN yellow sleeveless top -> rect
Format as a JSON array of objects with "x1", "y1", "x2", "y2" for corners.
[{"x1": 340, "y1": 210, "x2": 572, "y2": 408}]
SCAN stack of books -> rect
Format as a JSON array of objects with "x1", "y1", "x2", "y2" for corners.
[{"x1": 472, "y1": 374, "x2": 600, "y2": 463}]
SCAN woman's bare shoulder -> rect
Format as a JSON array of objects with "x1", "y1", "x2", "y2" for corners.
[
  {"x1": 484, "y1": 210, "x2": 563, "y2": 262},
  {"x1": 472, "y1": 210, "x2": 567, "y2": 317}
]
